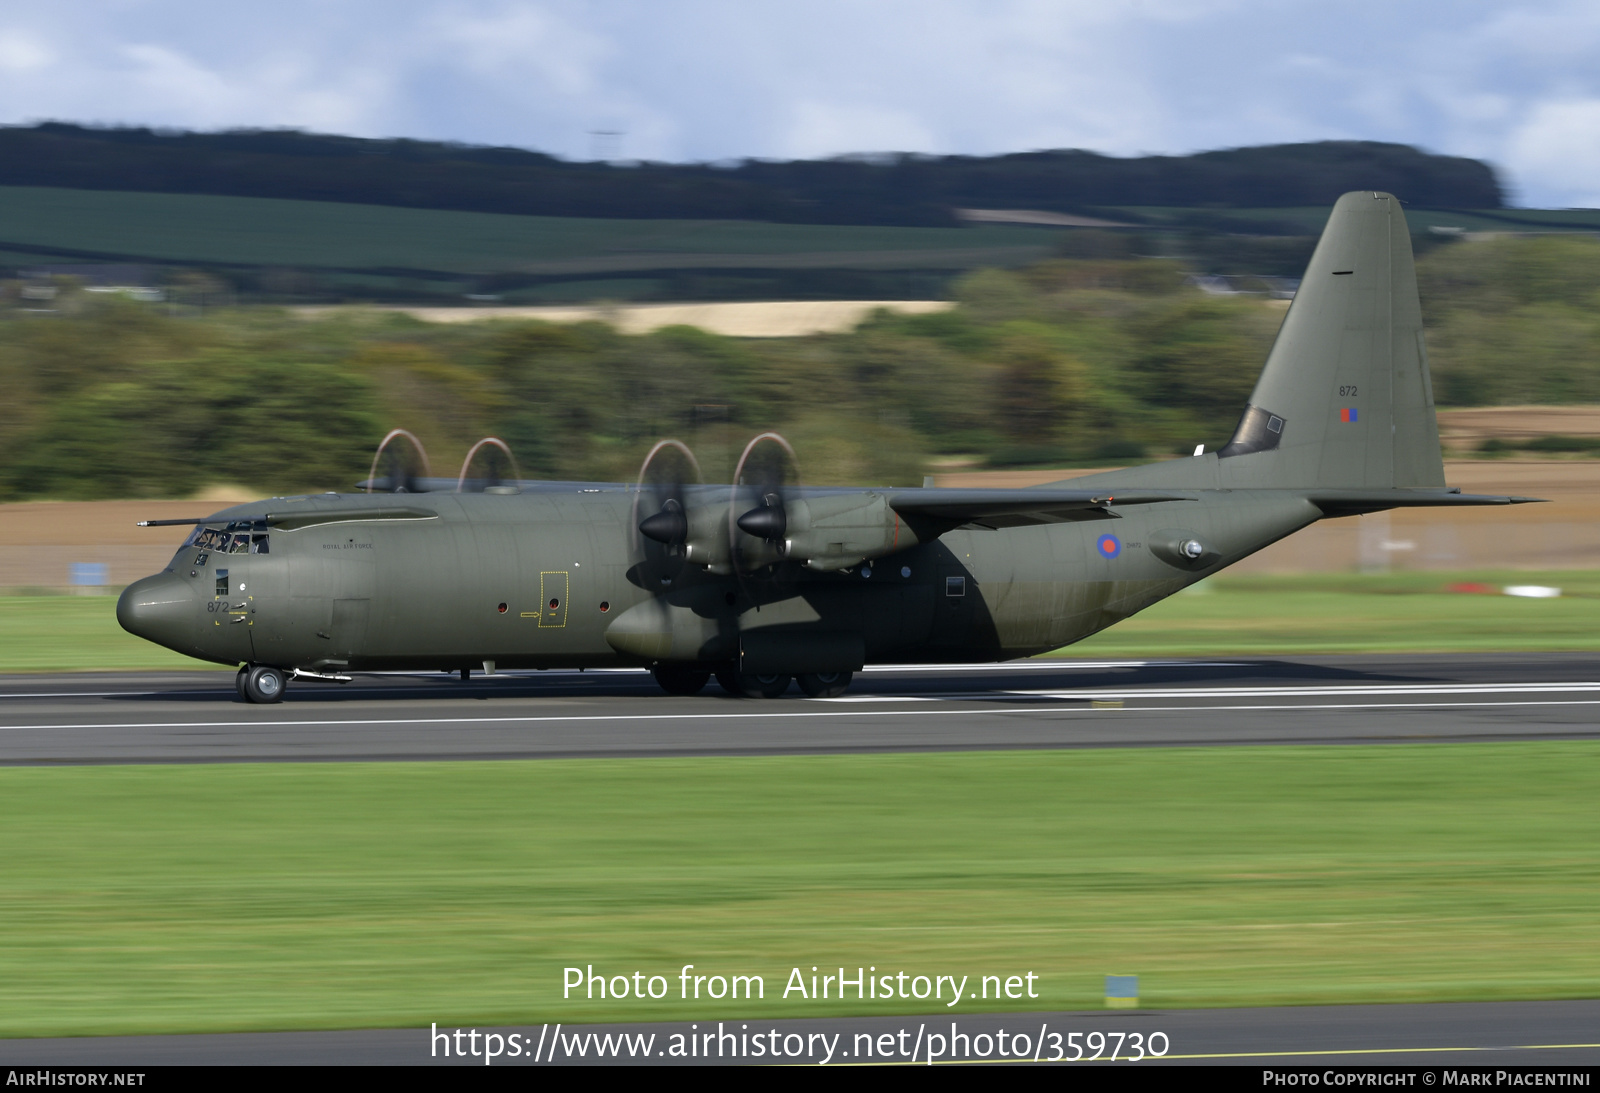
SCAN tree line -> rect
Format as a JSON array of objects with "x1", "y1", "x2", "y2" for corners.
[
  {"x1": 0, "y1": 124, "x2": 1503, "y2": 228},
  {"x1": 2, "y1": 232, "x2": 1592, "y2": 502}
]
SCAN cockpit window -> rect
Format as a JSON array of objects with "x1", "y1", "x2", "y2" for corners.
[
  {"x1": 189, "y1": 527, "x2": 232, "y2": 552},
  {"x1": 182, "y1": 523, "x2": 269, "y2": 557}
]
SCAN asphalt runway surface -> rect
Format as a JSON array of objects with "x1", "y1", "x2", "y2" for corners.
[
  {"x1": 0, "y1": 653, "x2": 1597, "y2": 765},
  {"x1": 3, "y1": 1001, "x2": 1598, "y2": 1066},
  {"x1": 3, "y1": 656, "x2": 1597, "y2": 1066}
]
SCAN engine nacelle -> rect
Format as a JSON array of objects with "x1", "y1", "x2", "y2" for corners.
[{"x1": 781, "y1": 493, "x2": 925, "y2": 571}]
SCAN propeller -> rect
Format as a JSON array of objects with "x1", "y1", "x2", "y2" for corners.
[
  {"x1": 456, "y1": 437, "x2": 522, "y2": 493},
  {"x1": 365, "y1": 429, "x2": 432, "y2": 494},
  {"x1": 631, "y1": 439, "x2": 702, "y2": 587},
  {"x1": 728, "y1": 432, "x2": 800, "y2": 578}
]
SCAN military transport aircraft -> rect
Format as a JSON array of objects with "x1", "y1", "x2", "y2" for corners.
[{"x1": 118, "y1": 192, "x2": 1538, "y2": 702}]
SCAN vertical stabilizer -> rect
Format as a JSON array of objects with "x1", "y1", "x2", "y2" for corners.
[{"x1": 1217, "y1": 191, "x2": 1443, "y2": 489}]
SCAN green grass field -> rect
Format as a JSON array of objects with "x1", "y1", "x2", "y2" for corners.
[
  {"x1": 1, "y1": 743, "x2": 1597, "y2": 1036},
  {"x1": 5, "y1": 570, "x2": 1595, "y2": 673},
  {"x1": 0, "y1": 185, "x2": 1060, "y2": 274},
  {"x1": 1066, "y1": 570, "x2": 1600, "y2": 657}
]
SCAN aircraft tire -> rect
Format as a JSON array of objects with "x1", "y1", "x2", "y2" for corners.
[
  {"x1": 652, "y1": 665, "x2": 711, "y2": 696},
  {"x1": 242, "y1": 665, "x2": 287, "y2": 704},
  {"x1": 796, "y1": 670, "x2": 853, "y2": 698},
  {"x1": 714, "y1": 664, "x2": 790, "y2": 698},
  {"x1": 235, "y1": 665, "x2": 250, "y2": 701}
]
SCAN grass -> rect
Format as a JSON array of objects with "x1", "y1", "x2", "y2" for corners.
[
  {"x1": 0, "y1": 594, "x2": 223, "y2": 672},
  {"x1": 1, "y1": 744, "x2": 1598, "y2": 1036},
  {"x1": 1065, "y1": 569, "x2": 1600, "y2": 657},
  {"x1": 0, "y1": 185, "x2": 1061, "y2": 274},
  {"x1": 5, "y1": 570, "x2": 1597, "y2": 673}
]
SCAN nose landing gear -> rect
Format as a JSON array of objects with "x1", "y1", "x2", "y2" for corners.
[{"x1": 236, "y1": 664, "x2": 288, "y2": 704}]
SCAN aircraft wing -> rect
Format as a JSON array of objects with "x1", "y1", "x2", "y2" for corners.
[{"x1": 887, "y1": 488, "x2": 1195, "y2": 529}]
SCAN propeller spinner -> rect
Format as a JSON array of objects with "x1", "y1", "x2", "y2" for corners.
[
  {"x1": 728, "y1": 432, "x2": 800, "y2": 575},
  {"x1": 631, "y1": 439, "x2": 702, "y2": 585}
]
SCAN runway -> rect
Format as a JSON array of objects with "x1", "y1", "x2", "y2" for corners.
[
  {"x1": 3, "y1": 1000, "x2": 1598, "y2": 1065},
  {"x1": 2, "y1": 653, "x2": 1598, "y2": 764}
]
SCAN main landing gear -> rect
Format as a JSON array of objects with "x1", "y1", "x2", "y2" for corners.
[
  {"x1": 649, "y1": 663, "x2": 854, "y2": 699},
  {"x1": 236, "y1": 664, "x2": 287, "y2": 704},
  {"x1": 651, "y1": 665, "x2": 711, "y2": 696}
]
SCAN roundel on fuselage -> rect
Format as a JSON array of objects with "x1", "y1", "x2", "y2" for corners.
[{"x1": 1097, "y1": 533, "x2": 1121, "y2": 560}]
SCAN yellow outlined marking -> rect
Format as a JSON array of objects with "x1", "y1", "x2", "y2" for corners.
[{"x1": 538, "y1": 571, "x2": 569, "y2": 628}]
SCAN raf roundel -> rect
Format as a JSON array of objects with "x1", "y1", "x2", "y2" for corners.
[{"x1": 1096, "y1": 533, "x2": 1121, "y2": 559}]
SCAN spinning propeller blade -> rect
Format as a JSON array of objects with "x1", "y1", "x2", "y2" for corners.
[
  {"x1": 366, "y1": 429, "x2": 432, "y2": 494},
  {"x1": 631, "y1": 439, "x2": 702, "y2": 585},
  {"x1": 729, "y1": 432, "x2": 800, "y2": 577}
]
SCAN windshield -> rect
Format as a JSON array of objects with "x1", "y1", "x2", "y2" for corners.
[{"x1": 180, "y1": 522, "x2": 269, "y2": 558}]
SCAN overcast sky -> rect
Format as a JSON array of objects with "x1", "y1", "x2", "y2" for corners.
[{"x1": 1, "y1": 1, "x2": 1597, "y2": 207}]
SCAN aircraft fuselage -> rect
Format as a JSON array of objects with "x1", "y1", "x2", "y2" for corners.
[{"x1": 118, "y1": 487, "x2": 1320, "y2": 672}]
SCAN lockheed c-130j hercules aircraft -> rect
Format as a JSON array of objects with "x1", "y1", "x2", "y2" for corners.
[{"x1": 119, "y1": 192, "x2": 1539, "y2": 703}]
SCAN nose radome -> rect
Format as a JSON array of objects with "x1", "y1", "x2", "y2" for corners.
[{"x1": 117, "y1": 572, "x2": 197, "y2": 653}]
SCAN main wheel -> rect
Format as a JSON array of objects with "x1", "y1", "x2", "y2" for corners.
[
  {"x1": 714, "y1": 664, "x2": 790, "y2": 698},
  {"x1": 797, "y1": 670, "x2": 853, "y2": 698},
  {"x1": 242, "y1": 665, "x2": 287, "y2": 704},
  {"x1": 652, "y1": 665, "x2": 711, "y2": 696}
]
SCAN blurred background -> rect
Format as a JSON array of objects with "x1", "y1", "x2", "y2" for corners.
[
  {"x1": 1, "y1": 1, "x2": 1597, "y2": 593},
  {"x1": 6, "y1": 1, "x2": 1600, "y2": 1042}
]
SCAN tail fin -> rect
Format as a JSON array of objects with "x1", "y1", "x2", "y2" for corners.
[{"x1": 1216, "y1": 191, "x2": 1443, "y2": 489}]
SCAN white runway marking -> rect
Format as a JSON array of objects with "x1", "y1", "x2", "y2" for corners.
[
  {"x1": 6, "y1": 697, "x2": 1600, "y2": 734},
  {"x1": 1006, "y1": 681, "x2": 1600, "y2": 700},
  {"x1": 0, "y1": 660, "x2": 1247, "y2": 700},
  {"x1": 858, "y1": 660, "x2": 1248, "y2": 673}
]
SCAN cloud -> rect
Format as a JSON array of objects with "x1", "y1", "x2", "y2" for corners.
[
  {"x1": 429, "y1": 3, "x2": 610, "y2": 97},
  {"x1": 1506, "y1": 99, "x2": 1600, "y2": 208},
  {"x1": 0, "y1": 2, "x2": 1597, "y2": 205},
  {"x1": 0, "y1": 29, "x2": 54, "y2": 74},
  {"x1": 780, "y1": 102, "x2": 940, "y2": 160}
]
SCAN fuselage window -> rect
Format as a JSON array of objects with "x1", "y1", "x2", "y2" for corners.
[
  {"x1": 251, "y1": 535, "x2": 270, "y2": 554},
  {"x1": 215, "y1": 569, "x2": 230, "y2": 598},
  {"x1": 946, "y1": 576, "x2": 966, "y2": 597}
]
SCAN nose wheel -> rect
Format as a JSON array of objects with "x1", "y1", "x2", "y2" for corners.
[{"x1": 237, "y1": 664, "x2": 287, "y2": 704}]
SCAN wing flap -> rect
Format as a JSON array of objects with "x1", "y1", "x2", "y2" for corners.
[{"x1": 889, "y1": 488, "x2": 1194, "y2": 527}]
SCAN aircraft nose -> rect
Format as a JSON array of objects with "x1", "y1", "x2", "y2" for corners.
[{"x1": 117, "y1": 572, "x2": 197, "y2": 653}]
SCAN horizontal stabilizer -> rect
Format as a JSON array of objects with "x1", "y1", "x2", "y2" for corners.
[
  {"x1": 1308, "y1": 490, "x2": 1545, "y2": 518},
  {"x1": 889, "y1": 488, "x2": 1193, "y2": 528}
]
